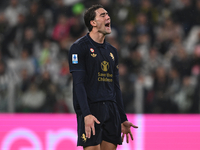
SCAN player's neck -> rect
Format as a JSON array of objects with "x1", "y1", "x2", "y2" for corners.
[{"x1": 89, "y1": 31, "x2": 105, "y2": 44}]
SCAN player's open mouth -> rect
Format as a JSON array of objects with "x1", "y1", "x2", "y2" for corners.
[{"x1": 105, "y1": 23, "x2": 110, "y2": 29}]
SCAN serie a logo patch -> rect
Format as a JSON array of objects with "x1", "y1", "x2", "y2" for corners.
[{"x1": 72, "y1": 54, "x2": 78, "y2": 64}]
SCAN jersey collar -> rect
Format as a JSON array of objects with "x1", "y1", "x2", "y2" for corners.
[{"x1": 87, "y1": 33, "x2": 106, "y2": 48}]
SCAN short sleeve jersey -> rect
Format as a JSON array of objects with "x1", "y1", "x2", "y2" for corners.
[{"x1": 69, "y1": 33, "x2": 119, "y2": 112}]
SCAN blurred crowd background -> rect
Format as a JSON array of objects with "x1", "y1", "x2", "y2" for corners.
[{"x1": 0, "y1": 0, "x2": 200, "y2": 114}]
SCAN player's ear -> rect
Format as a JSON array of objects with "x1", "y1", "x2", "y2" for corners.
[{"x1": 90, "y1": 20, "x2": 97, "y2": 27}]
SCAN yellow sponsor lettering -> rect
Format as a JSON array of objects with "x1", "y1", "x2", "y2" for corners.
[
  {"x1": 98, "y1": 72, "x2": 113, "y2": 82},
  {"x1": 107, "y1": 73, "x2": 113, "y2": 77},
  {"x1": 98, "y1": 77, "x2": 113, "y2": 82},
  {"x1": 98, "y1": 72, "x2": 107, "y2": 77}
]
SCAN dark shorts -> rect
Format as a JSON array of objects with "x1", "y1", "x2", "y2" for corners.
[{"x1": 77, "y1": 101, "x2": 122, "y2": 147}]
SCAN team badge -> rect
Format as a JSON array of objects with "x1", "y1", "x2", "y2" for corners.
[
  {"x1": 110, "y1": 52, "x2": 114, "y2": 61},
  {"x1": 101, "y1": 61, "x2": 109, "y2": 72},
  {"x1": 72, "y1": 54, "x2": 78, "y2": 64},
  {"x1": 90, "y1": 48, "x2": 95, "y2": 53},
  {"x1": 81, "y1": 133, "x2": 87, "y2": 142}
]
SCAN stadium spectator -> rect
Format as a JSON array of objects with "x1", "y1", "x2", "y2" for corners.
[
  {"x1": 19, "y1": 83, "x2": 46, "y2": 112},
  {"x1": 25, "y1": 1, "x2": 42, "y2": 28},
  {"x1": 52, "y1": 14, "x2": 72, "y2": 42},
  {"x1": 0, "y1": 60, "x2": 18, "y2": 112},
  {"x1": 7, "y1": 49, "x2": 35, "y2": 77},
  {"x1": 4, "y1": 0, "x2": 27, "y2": 27}
]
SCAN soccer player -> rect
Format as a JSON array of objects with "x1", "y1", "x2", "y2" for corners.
[{"x1": 68, "y1": 4, "x2": 138, "y2": 150}]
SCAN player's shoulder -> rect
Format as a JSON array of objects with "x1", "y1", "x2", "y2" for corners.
[
  {"x1": 69, "y1": 36, "x2": 88, "y2": 56},
  {"x1": 70, "y1": 35, "x2": 89, "y2": 50}
]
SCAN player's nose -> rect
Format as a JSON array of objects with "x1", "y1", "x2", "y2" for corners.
[{"x1": 106, "y1": 14, "x2": 110, "y2": 20}]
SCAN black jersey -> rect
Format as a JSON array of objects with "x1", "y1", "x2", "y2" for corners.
[{"x1": 69, "y1": 33, "x2": 127, "y2": 122}]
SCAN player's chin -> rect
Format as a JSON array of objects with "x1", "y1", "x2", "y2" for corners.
[{"x1": 105, "y1": 29, "x2": 112, "y2": 34}]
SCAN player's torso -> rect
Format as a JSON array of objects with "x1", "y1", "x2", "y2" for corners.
[
  {"x1": 83, "y1": 37, "x2": 117, "y2": 102},
  {"x1": 85, "y1": 45, "x2": 115, "y2": 81}
]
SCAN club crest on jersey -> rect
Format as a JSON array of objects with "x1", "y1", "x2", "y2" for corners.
[
  {"x1": 72, "y1": 54, "x2": 78, "y2": 64},
  {"x1": 90, "y1": 48, "x2": 95, "y2": 53},
  {"x1": 81, "y1": 133, "x2": 87, "y2": 142},
  {"x1": 110, "y1": 52, "x2": 114, "y2": 61},
  {"x1": 101, "y1": 61, "x2": 109, "y2": 72}
]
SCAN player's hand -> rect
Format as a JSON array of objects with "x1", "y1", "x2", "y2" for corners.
[
  {"x1": 121, "y1": 121, "x2": 138, "y2": 143},
  {"x1": 84, "y1": 114, "x2": 100, "y2": 139}
]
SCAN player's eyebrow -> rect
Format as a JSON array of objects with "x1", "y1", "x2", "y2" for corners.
[{"x1": 100, "y1": 12, "x2": 108, "y2": 16}]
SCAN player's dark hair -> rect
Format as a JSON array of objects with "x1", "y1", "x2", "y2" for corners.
[{"x1": 84, "y1": 4, "x2": 104, "y2": 32}]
